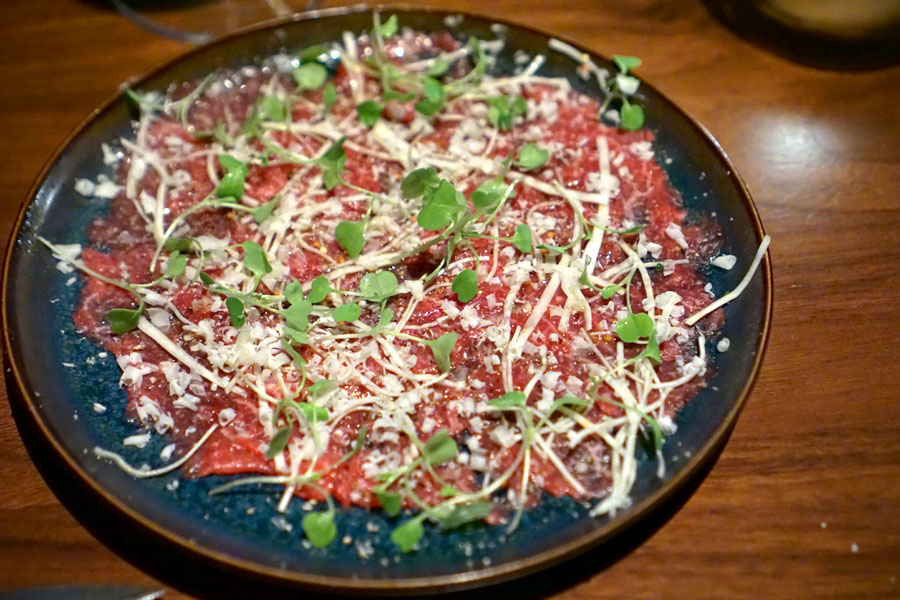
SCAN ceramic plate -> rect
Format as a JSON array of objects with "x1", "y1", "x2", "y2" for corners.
[{"x1": 2, "y1": 6, "x2": 771, "y2": 595}]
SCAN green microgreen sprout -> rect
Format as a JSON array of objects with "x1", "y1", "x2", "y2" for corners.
[
  {"x1": 306, "y1": 276, "x2": 334, "y2": 304},
  {"x1": 335, "y1": 220, "x2": 366, "y2": 258},
  {"x1": 515, "y1": 143, "x2": 549, "y2": 171},
  {"x1": 357, "y1": 100, "x2": 383, "y2": 126},
  {"x1": 215, "y1": 155, "x2": 249, "y2": 199},
  {"x1": 322, "y1": 82, "x2": 337, "y2": 112},
  {"x1": 451, "y1": 269, "x2": 478, "y2": 303},
  {"x1": 599, "y1": 54, "x2": 645, "y2": 131},
  {"x1": 332, "y1": 302, "x2": 361, "y2": 323},
  {"x1": 358, "y1": 271, "x2": 398, "y2": 302},
  {"x1": 225, "y1": 296, "x2": 246, "y2": 327},
  {"x1": 293, "y1": 62, "x2": 328, "y2": 91},
  {"x1": 486, "y1": 95, "x2": 527, "y2": 130}
]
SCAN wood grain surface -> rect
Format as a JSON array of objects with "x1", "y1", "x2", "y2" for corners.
[{"x1": 1, "y1": 1, "x2": 899, "y2": 598}]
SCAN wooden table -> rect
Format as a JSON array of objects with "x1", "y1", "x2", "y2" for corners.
[{"x1": 1, "y1": 1, "x2": 898, "y2": 598}]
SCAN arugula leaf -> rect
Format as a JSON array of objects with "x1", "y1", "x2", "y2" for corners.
[
  {"x1": 107, "y1": 307, "x2": 141, "y2": 334},
  {"x1": 515, "y1": 143, "x2": 549, "y2": 170},
  {"x1": 451, "y1": 269, "x2": 478, "y2": 303},
  {"x1": 284, "y1": 299, "x2": 313, "y2": 331},
  {"x1": 489, "y1": 390, "x2": 526, "y2": 409},
  {"x1": 423, "y1": 332, "x2": 457, "y2": 373},
  {"x1": 357, "y1": 100, "x2": 383, "y2": 126},
  {"x1": 164, "y1": 251, "x2": 186, "y2": 278},
  {"x1": 487, "y1": 95, "x2": 527, "y2": 130},
  {"x1": 415, "y1": 76, "x2": 445, "y2": 116},
  {"x1": 307, "y1": 276, "x2": 333, "y2": 304},
  {"x1": 437, "y1": 502, "x2": 493, "y2": 529},
  {"x1": 427, "y1": 58, "x2": 450, "y2": 77},
  {"x1": 215, "y1": 155, "x2": 249, "y2": 199},
  {"x1": 298, "y1": 44, "x2": 329, "y2": 63},
  {"x1": 298, "y1": 402, "x2": 329, "y2": 422},
  {"x1": 335, "y1": 220, "x2": 365, "y2": 258},
  {"x1": 251, "y1": 195, "x2": 280, "y2": 224},
  {"x1": 332, "y1": 302, "x2": 361, "y2": 323},
  {"x1": 359, "y1": 271, "x2": 398, "y2": 302},
  {"x1": 401, "y1": 167, "x2": 440, "y2": 199},
  {"x1": 375, "y1": 489, "x2": 403, "y2": 516},
  {"x1": 613, "y1": 55, "x2": 642, "y2": 74},
  {"x1": 265, "y1": 425, "x2": 292, "y2": 459},
  {"x1": 391, "y1": 517, "x2": 424, "y2": 553},
  {"x1": 240, "y1": 241, "x2": 272, "y2": 279},
  {"x1": 377, "y1": 14, "x2": 398, "y2": 38},
  {"x1": 615, "y1": 311, "x2": 654, "y2": 343},
  {"x1": 423, "y1": 429, "x2": 457, "y2": 465},
  {"x1": 293, "y1": 62, "x2": 328, "y2": 90},
  {"x1": 302, "y1": 511, "x2": 337, "y2": 548},
  {"x1": 164, "y1": 236, "x2": 194, "y2": 253},
  {"x1": 225, "y1": 296, "x2": 245, "y2": 327},
  {"x1": 470, "y1": 179, "x2": 508, "y2": 210},
  {"x1": 417, "y1": 180, "x2": 465, "y2": 230},
  {"x1": 510, "y1": 224, "x2": 532, "y2": 253},
  {"x1": 307, "y1": 379, "x2": 337, "y2": 400},
  {"x1": 322, "y1": 82, "x2": 337, "y2": 112}
]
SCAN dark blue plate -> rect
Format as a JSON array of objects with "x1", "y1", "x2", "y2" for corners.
[{"x1": 2, "y1": 6, "x2": 772, "y2": 595}]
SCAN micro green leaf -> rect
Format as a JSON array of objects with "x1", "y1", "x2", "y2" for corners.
[
  {"x1": 378, "y1": 306, "x2": 394, "y2": 327},
  {"x1": 437, "y1": 501, "x2": 493, "y2": 529},
  {"x1": 424, "y1": 332, "x2": 457, "y2": 373},
  {"x1": 322, "y1": 82, "x2": 337, "y2": 112},
  {"x1": 240, "y1": 241, "x2": 272, "y2": 279},
  {"x1": 302, "y1": 511, "x2": 337, "y2": 548},
  {"x1": 316, "y1": 137, "x2": 347, "y2": 190},
  {"x1": 423, "y1": 429, "x2": 457, "y2": 465},
  {"x1": 265, "y1": 425, "x2": 292, "y2": 459},
  {"x1": 515, "y1": 143, "x2": 549, "y2": 170},
  {"x1": 164, "y1": 236, "x2": 194, "y2": 253},
  {"x1": 259, "y1": 95, "x2": 288, "y2": 122},
  {"x1": 417, "y1": 180, "x2": 465, "y2": 230},
  {"x1": 613, "y1": 55, "x2": 642, "y2": 74},
  {"x1": 284, "y1": 279, "x2": 305, "y2": 305},
  {"x1": 106, "y1": 307, "x2": 141, "y2": 334},
  {"x1": 251, "y1": 195, "x2": 280, "y2": 224},
  {"x1": 603, "y1": 224, "x2": 646, "y2": 235},
  {"x1": 427, "y1": 58, "x2": 451, "y2": 77},
  {"x1": 198, "y1": 271, "x2": 215, "y2": 286},
  {"x1": 378, "y1": 14, "x2": 398, "y2": 38},
  {"x1": 451, "y1": 269, "x2": 478, "y2": 303},
  {"x1": 489, "y1": 390, "x2": 526, "y2": 409},
  {"x1": 164, "y1": 251, "x2": 186, "y2": 278},
  {"x1": 401, "y1": 167, "x2": 440, "y2": 199},
  {"x1": 284, "y1": 299, "x2": 313, "y2": 331},
  {"x1": 382, "y1": 90, "x2": 416, "y2": 102},
  {"x1": 598, "y1": 396, "x2": 663, "y2": 450},
  {"x1": 359, "y1": 271, "x2": 398, "y2": 302},
  {"x1": 391, "y1": 517, "x2": 424, "y2": 553},
  {"x1": 335, "y1": 220, "x2": 365, "y2": 258},
  {"x1": 601, "y1": 284, "x2": 620, "y2": 299},
  {"x1": 281, "y1": 338, "x2": 308, "y2": 367},
  {"x1": 283, "y1": 326, "x2": 310, "y2": 346},
  {"x1": 357, "y1": 100, "x2": 383, "y2": 126},
  {"x1": 414, "y1": 76, "x2": 445, "y2": 116},
  {"x1": 640, "y1": 332, "x2": 662, "y2": 364},
  {"x1": 615, "y1": 311, "x2": 655, "y2": 343},
  {"x1": 298, "y1": 44, "x2": 329, "y2": 63},
  {"x1": 225, "y1": 296, "x2": 245, "y2": 327},
  {"x1": 307, "y1": 276, "x2": 333, "y2": 304},
  {"x1": 307, "y1": 379, "x2": 337, "y2": 400},
  {"x1": 375, "y1": 489, "x2": 403, "y2": 516},
  {"x1": 470, "y1": 179, "x2": 508, "y2": 210},
  {"x1": 332, "y1": 302, "x2": 361, "y2": 323},
  {"x1": 293, "y1": 62, "x2": 328, "y2": 91},
  {"x1": 620, "y1": 100, "x2": 645, "y2": 131},
  {"x1": 550, "y1": 394, "x2": 591, "y2": 414},
  {"x1": 487, "y1": 95, "x2": 527, "y2": 130},
  {"x1": 510, "y1": 224, "x2": 533, "y2": 253},
  {"x1": 215, "y1": 155, "x2": 249, "y2": 199},
  {"x1": 299, "y1": 402, "x2": 330, "y2": 422}
]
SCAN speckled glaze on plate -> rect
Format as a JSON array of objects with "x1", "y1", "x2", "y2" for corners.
[{"x1": 1, "y1": 5, "x2": 772, "y2": 595}]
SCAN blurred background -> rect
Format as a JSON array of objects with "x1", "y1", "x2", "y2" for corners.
[{"x1": 106, "y1": 0, "x2": 900, "y2": 69}]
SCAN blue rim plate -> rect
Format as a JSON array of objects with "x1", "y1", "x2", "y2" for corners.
[{"x1": 1, "y1": 5, "x2": 772, "y2": 595}]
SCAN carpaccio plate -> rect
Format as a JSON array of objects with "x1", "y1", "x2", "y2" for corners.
[{"x1": 2, "y1": 6, "x2": 771, "y2": 595}]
